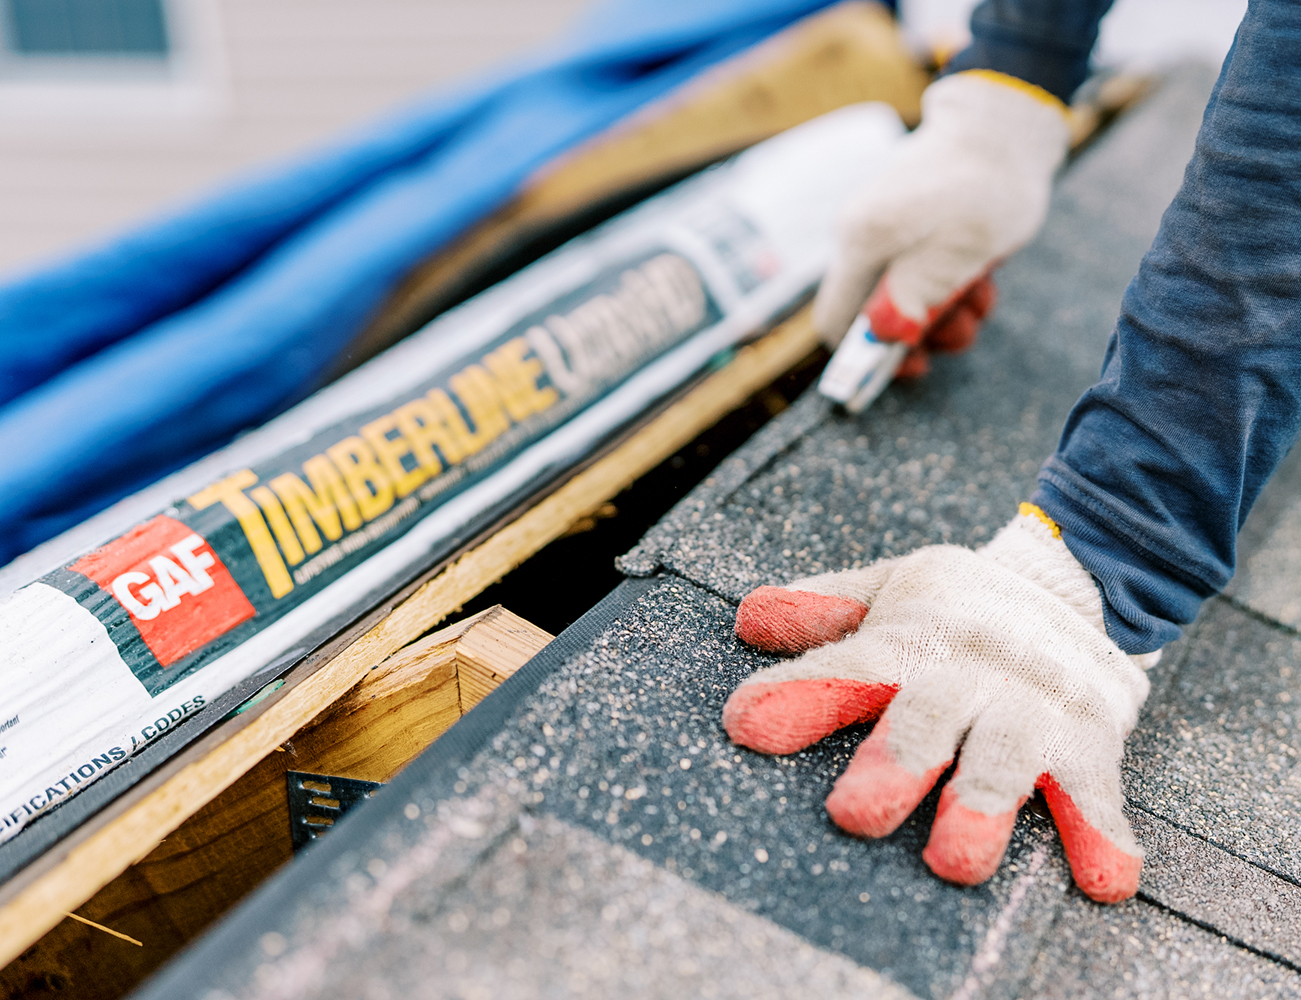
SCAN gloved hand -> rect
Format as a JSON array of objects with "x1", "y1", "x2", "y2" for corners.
[
  {"x1": 722, "y1": 505, "x2": 1155, "y2": 903},
  {"x1": 813, "y1": 71, "x2": 1070, "y2": 378}
]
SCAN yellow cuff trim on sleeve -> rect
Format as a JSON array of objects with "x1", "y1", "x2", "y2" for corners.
[
  {"x1": 1019, "y1": 502, "x2": 1062, "y2": 538},
  {"x1": 960, "y1": 69, "x2": 1069, "y2": 115}
]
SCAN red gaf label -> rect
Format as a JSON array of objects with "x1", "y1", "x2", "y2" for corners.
[{"x1": 71, "y1": 515, "x2": 255, "y2": 668}]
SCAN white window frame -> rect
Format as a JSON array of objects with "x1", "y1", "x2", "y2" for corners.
[{"x1": 0, "y1": 0, "x2": 226, "y2": 120}]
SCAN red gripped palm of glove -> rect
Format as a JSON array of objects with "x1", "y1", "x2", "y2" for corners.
[
  {"x1": 723, "y1": 506, "x2": 1153, "y2": 904},
  {"x1": 866, "y1": 274, "x2": 998, "y2": 379}
]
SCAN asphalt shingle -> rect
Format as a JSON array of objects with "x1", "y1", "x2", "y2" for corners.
[
  {"x1": 1130, "y1": 808, "x2": 1301, "y2": 969},
  {"x1": 128, "y1": 61, "x2": 1301, "y2": 1000},
  {"x1": 1225, "y1": 445, "x2": 1301, "y2": 630},
  {"x1": 171, "y1": 578, "x2": 1080, "y2": 1000},
  {"x1": 1016, "y1": 894, "x2": 1301, "y2": 1000},
  {"x1": 231, "y1": 788, "x2": 914, "y2": 1000},
  {"x1": 1126, "y1": 599, "x2": 1301, "y2": 885},
  {"x1": 143, "y1": 573, "x2": 1300, "y2": 1000}
]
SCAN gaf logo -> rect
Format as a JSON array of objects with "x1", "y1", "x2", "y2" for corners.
[
  {"x1": 71, "y1": 516, "x2": 256, "y2": 670},
  {"x1": 111, "y1": 534, "x2": 217, "y2": 621}
]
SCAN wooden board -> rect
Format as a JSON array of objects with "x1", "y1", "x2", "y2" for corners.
[
  {"x1": 339, "y1": 0, "x2": 927, "y2": 370},
  {"x1": 0, "y1": 607, "x2": 552, "y2": 1000}
]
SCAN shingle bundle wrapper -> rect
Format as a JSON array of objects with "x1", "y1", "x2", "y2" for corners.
[
  {"x1": 0, "y1": 0, "x2": 855, "y2": 567},
  {"x1": 0, "y1": 103, "x2": 905, "y2": 846}
]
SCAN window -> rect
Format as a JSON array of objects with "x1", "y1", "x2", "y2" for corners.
[
  {"x1": 3, "y1": 0, "x2": 170, "y2": 63},
  {"x1": 0, "y1": 0, "x2": 221, "y2": 119}
]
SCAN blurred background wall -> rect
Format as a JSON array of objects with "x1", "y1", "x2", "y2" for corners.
[{"x1": 0, "y1": 0, "x2": 589, "y2": 276}]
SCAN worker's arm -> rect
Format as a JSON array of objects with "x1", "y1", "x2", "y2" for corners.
[
  {"x1": 814, "y1": 1, "x2": 1113, "y2": 375},
  {"x1": 1032, "y1": 0, "x2": 1301, "y2": 653},
  {"x1": 944, "y1": 0, "x2": 1115, "y2": 105},
  {"x1": 731, "y1": 0, "x2": 1301, "y2": 899},
  {"x1": 733, "y1": 0, "x2": 1301, "y2": 894}
]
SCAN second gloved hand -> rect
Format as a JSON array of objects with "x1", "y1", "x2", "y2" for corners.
[
  {"x1": 813, "y1": 71, "x2": 1069, "y2": 377},
  {"x1": 722, "y1": 505, "x2": 1153, "y2": 903}
]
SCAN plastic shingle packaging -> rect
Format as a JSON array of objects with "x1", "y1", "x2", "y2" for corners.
[{"x1": 0, "y1": 104, "x2": 904, "y2": 843}]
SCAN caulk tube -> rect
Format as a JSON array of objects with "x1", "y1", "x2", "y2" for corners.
[
  {"x1": 0, "y1": 103, "x2": 905, "y2": 842},
  {"x1": 818, "y1": 313, "x2": 908, "y2": 413}
]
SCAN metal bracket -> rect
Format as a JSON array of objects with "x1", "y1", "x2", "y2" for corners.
[{"x1": 286, "y1": 770, "x2": 384, "y2": 852}]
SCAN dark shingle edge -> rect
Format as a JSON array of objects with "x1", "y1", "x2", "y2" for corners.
[
  {"x1": 618, "y1": 391, "x2": 833, "y2": 577},
  {"x1": 128, "y1": 576, "x2": 658, "y2": 1000}
]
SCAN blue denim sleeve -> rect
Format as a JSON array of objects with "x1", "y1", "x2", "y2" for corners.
[
  {"x1": 943, "y1": 0, "x2": 1113, "y2": 103},
  {"x1": 1032, "y1": 0, "x2": 1301, "y2": 653}
]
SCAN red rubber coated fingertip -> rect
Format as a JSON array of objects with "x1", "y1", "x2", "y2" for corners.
[
  {"x1": 964, "y1": 276, "x2": 998, "y2": 319},
  {"x1": 825, "y1": 722, "x2": 947, "y2": 838},
  {"x1": 895, "y1": 347, "x2": 930, "y2": 380},
  {"x1": 1038, "y1": 774, "x2": 1142, "y2": 903},
  {"x1": 723, "y1": 679, "x2": 896, "y2": 755},
  {"x1": 925, "y1": 306, "x2": 979, "y2": 354},
  {"x1": 865, "y1": 281, "x2": 926, "y2": 347},
  {"x1": 922, "y1": 784, "x2": 1020, "y2": 885},
  {"x1": 735, "y1": 586, "x2": 868, "y2": 654}
]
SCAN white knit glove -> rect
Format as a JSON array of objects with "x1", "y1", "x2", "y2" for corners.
[
  {"x1": 813, "y1": 71, "x2": 1069, "y2": 378},
  {"x1": 723, "y1": 505, "x2": 1154, "y2": 903}
]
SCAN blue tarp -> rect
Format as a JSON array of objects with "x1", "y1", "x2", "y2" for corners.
[{"x1": 0, "y1": 0, "x2": 874, "y2": 567}]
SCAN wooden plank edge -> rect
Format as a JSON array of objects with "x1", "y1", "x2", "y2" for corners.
[
  {"x1": 0, "y1": 304, "x2": 821, "y2": 968},
  {"x1": 350, "y1": 2, "x2": 924, "y2": 367},
  {"x1": 343, "y1": 606, "x2": 498, "y2": 705},
  {"x1": 0, "y1": 606, "x2": 553, "y2": 1000},
  {"x1": 455, "y1": 609, "x2": 557, "y2": 713}
]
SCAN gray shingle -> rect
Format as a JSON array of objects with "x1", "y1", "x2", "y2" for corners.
[
  {"x1": 129, "y1": 61, "x2": 1301, "y2": 1000},
  {"x1": 1015, "y1": 893, "x2": 1301, "y2": 999},
  {"x1": 169, "y1": 577, "x2": 1300, "y2": 1000},
  {"x1": 229, "y1": 783, "x2": 916, "y2": 1000},
  {"x1": 1225, "y1": 445, "x2": 1301, "y2": 629},
  {"x1": 338, "y1": 811, "x2": 917, "y2": 1000},
  {"x1": 1131, "y1": 808, "x2": 1301, "y2": 969},
  {"x1": 1126, "y1": 599, "x2": 1301, "y2": 883},
  {"x1": 468, "y1": 578, "x2": 1071, "y2": 1000}
]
